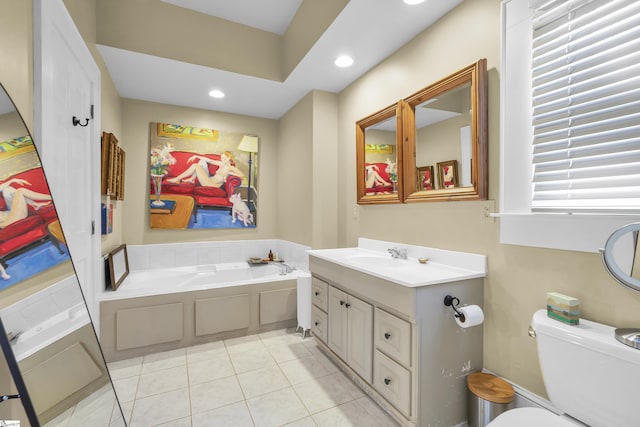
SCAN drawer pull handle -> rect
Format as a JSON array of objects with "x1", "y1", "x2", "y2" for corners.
[
  {"x1": 384, "y1": 332, "x2": 391, "y2": 340},
  {"x1": 340, "y1": 300, "x2": 345, "y2": 306},
  {"x1": 315, "y1": 291, "x2": 320, "y2": 296},
  {"x1": 315, "y1": 321, "x2": 319, "y2": 326},
  {"x1": 384, "y1": 378, "x2": 392, "y2": 385},
  {"x1": 345, "y1": 303, "x2": 351, "y2": 308}
]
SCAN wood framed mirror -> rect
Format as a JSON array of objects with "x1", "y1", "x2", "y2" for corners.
[
  {"x1": 356, "y1": 102, "x2": 403, "y2": 204},
  {"x1": 402, "y1": 59, "x2": 487, "y2": 202}
]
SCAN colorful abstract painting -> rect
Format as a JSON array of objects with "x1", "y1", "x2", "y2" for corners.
[{"x1": 149, "y1": 122, "x2": 259, "y2": 230}]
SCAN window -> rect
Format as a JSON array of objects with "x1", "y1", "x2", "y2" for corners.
[{"x1": 500, "y1": 0, "x2": 640, "y2": 253}]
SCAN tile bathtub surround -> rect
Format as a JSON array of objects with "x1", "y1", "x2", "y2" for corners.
[
  {"x1": 125, "y1": 239, "x2": 311, "y2": 273},
  {"x1": 108, "y1": 328, "x2": 398, "y2": 427}
]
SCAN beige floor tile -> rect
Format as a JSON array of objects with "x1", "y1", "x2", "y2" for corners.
[
  {"x1": 110, "y1": 402, "x2": 127, "y2": 427},
  {"x1": 118, "y1": 400, "x2": 134, "y2": 426},
  {"x1": 108, "y1": 356, "x2": 143, "y2": 380},
  {"x1": 330, "y1": 370, "x2": 366, "y2": 399},
  {"x1": 43, "y1": 406, "x2": 74, "y2": 427},
  {"x1": 246, "y1": 387, "x2": 310, "y2": 427},
  {"x1": 188, "y1": 356, "x2": 235, "y2": 385},
  {"x1": 229, "y1": 347, "x2": 276, "y2": 374},
  {"x1": 186, "y1": 340, "x2": 228, "y2": 364},
  {"x1": 259, "y1": 328, "x2": 303, "y2": 348},
  {"x1": 310, "y1": 349, "x2": 341, "y2": 375},
  {"x1": 136, "y1": 365, "x2": 188, "y2": 399},
  {"x1": 292, "y1": 373, "x2": 358, "y2": 414},
  {"x1": 68, "y1": 385, "x2": 119, "y2": 427},
  {"x1": 113, "y1": 375, "x2": 139, "y2": 403},
  {"x1": 267, "y1": 341, "x2": 313, "y2": 363},
  {"x1": 155, "y1": 416, "x2": 191, "y2": 426},
  {"x1": 224, "y1": 334, "x2": 266, "y2": 355},
  {"x1": 279, "y1": 355, "x2": 330, "y2": 385},
  {"x1": 129, "y1": 388, "x2": 191, "y2": 427},
  {"x1": 282, "y1": 417, "x2": 317, "y2": 427},
  {"x1": 354, "y1": 397, "x2": 398, "y2": 426},
  {"x1": 141, "y1": 348, "x2": 186, "y2": 373},
  {"x1": 190, "y1": 375, "x2": 245, "y2": 415},
  {"x1": 191, "y1": 401, "x2": 254, "y2": 427},
  {"x1": 312, "y1": 398, "x2": 398, "y2": 427},
  {"x1": 237, "y1": 364, "x2": 291, "y2": 399}
]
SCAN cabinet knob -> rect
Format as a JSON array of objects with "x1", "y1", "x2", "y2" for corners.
[
  {"x1": 315, "y1": 321, "x2": 319, "y2": 326},
  {"x1": 384, "y1": 332, "x2": 391, "y2": 340},
  {"x1": 340, "y1": 300, "x2": 345, "y2": 306},
  {"x1": 384, "y1": 378, "x2": 392, "y2": 385},
  {"x1": 315, "y1": 291, "x2": 319, "y2": 296},
  {"x1": 345, "y1": 303, "x2": 351, "y2": 308}
]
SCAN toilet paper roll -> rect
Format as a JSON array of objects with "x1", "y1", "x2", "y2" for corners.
[{"x1": 455, "y1": 305, "x2": 484, "y2": 328}]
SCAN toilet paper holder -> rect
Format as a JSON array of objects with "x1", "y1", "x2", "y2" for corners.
[{"x1": 444, "y1": 295, "x2": 466, "y2": 322}]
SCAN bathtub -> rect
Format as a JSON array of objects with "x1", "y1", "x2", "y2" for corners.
[
  {"x1": 102, "y1": 261, "x2": 310, "y2": 300},
  {"x1": 11, "y1": 302, "x2": 90, "y2": 361}
]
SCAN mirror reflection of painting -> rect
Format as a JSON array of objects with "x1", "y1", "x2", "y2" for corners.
[
  {"x1": 0, "y1": 91, "x2": 69, "y2": 291},
  {"x1": 364, "y1": 117, "x2": 397, "y2": 195},
  {"x1": 149, "y1": 122, "x2": 258, "y2": 229},
  {"x1": 438, "y1": 160, "x2": 459, "y2": 189},
  {"x1": 417, "y1": 165, "x2": 434, "y2": 191}
]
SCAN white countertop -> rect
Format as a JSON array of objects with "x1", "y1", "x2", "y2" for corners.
[{"x1": 308, "y1": 238, "x2": 487, "y2": 288}]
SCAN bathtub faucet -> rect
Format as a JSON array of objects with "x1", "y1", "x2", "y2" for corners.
[
  {"x1": 388, "y1": 247, "x2": 407, "y2": 260},
  {"x1": 6, "y1": 330, "x2": 22, "y2": 345},
  {"x1": 278, "y1": 263, "x2": 295, "y2": 275}
]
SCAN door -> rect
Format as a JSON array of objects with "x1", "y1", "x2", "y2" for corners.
[
  {"x1": 34, "y1": 0, "x2": 101, "y2": 330},
  {"x1": 328, "y1": 286, "x2": 348, "y2": 361},
  {"x1": 347, "y1": 294, "x2": 373, "y2": 382}
]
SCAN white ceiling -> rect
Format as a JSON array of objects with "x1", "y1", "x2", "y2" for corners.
[
  {"x1": 99, "y1": 0, "x2": 464, "y2": 120},
  {"x1": 160, "y1": 0, "x2": 303, "y2": 35}
]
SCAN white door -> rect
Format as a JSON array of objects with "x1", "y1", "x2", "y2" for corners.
[{"x1": 34, "y1": 0, "x2": 101, "y2": 332}]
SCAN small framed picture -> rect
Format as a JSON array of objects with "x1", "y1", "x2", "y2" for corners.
[
  {"x1": 107, "y1": 244, "x2": 130, "y2": 291},
  {"x1": 417, "y1": 166, "x2": 434, "y2": 191},
  {"x1": 437, "y1": 160, "x2": 459, "y2": 189}
]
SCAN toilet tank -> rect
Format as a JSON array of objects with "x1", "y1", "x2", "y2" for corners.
[{"x1": 532, "y1": 309, "x2": 640, "y2": 427}]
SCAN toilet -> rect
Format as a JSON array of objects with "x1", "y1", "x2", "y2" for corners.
[{"x1": 488, "y1": 309, "x2": 640, "y2": 427}]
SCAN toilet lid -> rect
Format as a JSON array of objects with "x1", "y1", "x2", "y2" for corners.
[{"x1": 488, "y1": 407, "x2": 578, "y2": 427}]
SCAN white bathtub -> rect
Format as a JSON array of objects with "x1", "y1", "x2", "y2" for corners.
[{"x1": 11, "y1": 302, "x2": 90, "y2": 361}]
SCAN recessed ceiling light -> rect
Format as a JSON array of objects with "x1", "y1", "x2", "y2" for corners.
[
  {"x1": 404, "y1": 0, "x2": 425, "y2": 4},
  {"x1": 335, "y1": 55, "x2": 354, "y2": 68},
  {"x1": 209, "y1": 89, "x2": 225, "y2": 98}
]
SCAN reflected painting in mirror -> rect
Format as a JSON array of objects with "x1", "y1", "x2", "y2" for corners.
[
  {"x1": 403, "y1": 59, "x2": 487, "y2": 202},
  {"x1": 0, "y1": 84, "x2": 125, "y2": 426},
  {"x1": 356, "y1": 103, "x2": 403, "y2": 204}
]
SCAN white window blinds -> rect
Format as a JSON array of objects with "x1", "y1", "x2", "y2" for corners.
[{"x1": 530, "y1": 0, "x2": 640, "y2": 213}]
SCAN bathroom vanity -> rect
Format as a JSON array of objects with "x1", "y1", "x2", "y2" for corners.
[{"x1": 308, "y1": 238, "x2": 486, "y2": 427}]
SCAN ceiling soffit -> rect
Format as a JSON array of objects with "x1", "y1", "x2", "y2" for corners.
[{"x1": 95, "y1": 0, "x2": 347, "y2": 82}]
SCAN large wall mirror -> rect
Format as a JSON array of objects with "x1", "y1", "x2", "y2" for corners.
[
  {"x1": 0, "y1": 84, "x2": 124, "y2": 426},
  {"x1": 356, "y1": 103, "x2": 403, "y2": 204},
  {"x1": 403, "y1": 59, "x2": 488, "y2": 202}
]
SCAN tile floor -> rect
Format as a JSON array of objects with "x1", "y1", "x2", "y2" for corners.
[
  {"x1": 44, "y1": 383, "x2": 125, "y2": 426},
  {"x1": 107, "y1": 328, "x2": 399, "y2": 427}
]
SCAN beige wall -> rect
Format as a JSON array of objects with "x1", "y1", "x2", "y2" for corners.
[
  {"x1": 337, "y1": 0, "x2": 640, "y2": 397},
  {"x1": 0, "y1": 0, "x2": 33, "y2": 132},
  {"x1": 120, "y1": 98, "x2": 279, "y2": 244}
]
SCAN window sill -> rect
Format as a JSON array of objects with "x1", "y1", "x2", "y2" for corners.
[{"x1": 497, "y1": 213, "x2": 640, "y2": 253}]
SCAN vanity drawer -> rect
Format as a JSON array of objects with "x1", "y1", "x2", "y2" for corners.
[
  {"x1": 312, "y1": 305, "x2": 328, "y2": 343},
  {"x1": 374, "y1": 350, "x2": 411, "y2": 417},
  {"x1": 374, "y1": 308, "x2": 411, "y2": 367},
  {"x1": 311, "y1": 277, "x2": 328, "y2": 311}
]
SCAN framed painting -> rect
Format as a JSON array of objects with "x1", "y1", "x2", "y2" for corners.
[
  {"x1": 148, "y1": 122, "x2": 259, "y2": 230},
  {"x1": 106, "y1": 244, "x2": 129, "y2": 291},
  {"x1": 417, "y1": 166, "x2": 434, "y2": 191},
  {"x1": 437, "y1": 160, "x2": 459, "y2": 189}
]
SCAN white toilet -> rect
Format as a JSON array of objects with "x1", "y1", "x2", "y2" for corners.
[{"x1": 488, "y1": 309, "x2": 640, "y2": 427}]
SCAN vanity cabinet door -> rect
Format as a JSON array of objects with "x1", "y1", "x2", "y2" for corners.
[
  {"x1": 328, "y1": 286, "x2": 348, "y2": 361},
  {"x1": 347, "y1": 294, "x2": 373, "y2": 383}
]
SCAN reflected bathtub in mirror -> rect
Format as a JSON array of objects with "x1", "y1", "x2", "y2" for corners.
[
  {"x1": 601, "y1": 222, "x2": 640, "y2": 292},
  {"x1": 0, "y1": 83, "x2": 125, "y2": 426},
  {"x1": 402, "y1": 59, "x2": 487, "y2": 202},
  {"x1": 356, "y1": 103, "x2": 403, "y2": 204}
]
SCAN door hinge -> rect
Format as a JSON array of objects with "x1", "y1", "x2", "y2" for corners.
[
  {"x1": 91, "y1": 220, "x2": 95, "y2": 235},
  {"x1": 90, "y1": 104, "x2": 94, "y2": 119}
]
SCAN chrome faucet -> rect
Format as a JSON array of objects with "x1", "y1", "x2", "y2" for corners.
[
  {"x1": 7, "y1": 331, "x2": 22, "y2": 345},
  {"x1": 387, "y1": 247, "x2": 408, "y2": 260},
  {"x1": 278, "y1": 263, "x2": 295, "y2": 275}
]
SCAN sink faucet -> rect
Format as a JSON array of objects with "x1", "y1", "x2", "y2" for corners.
[
  {"x1": 387, "y1": 247, "x2": 408, "y2": 260},
  {"x1": 277, "y1": 262, "x2": 295, "y2": 275},
  {"x1": 7, "y1": 331, "x2": 22, "y2": 345}
]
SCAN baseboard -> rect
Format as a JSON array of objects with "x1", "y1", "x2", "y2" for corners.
[{"x1": 481, "y1": 368, "x2": 561, "y2": 415}]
